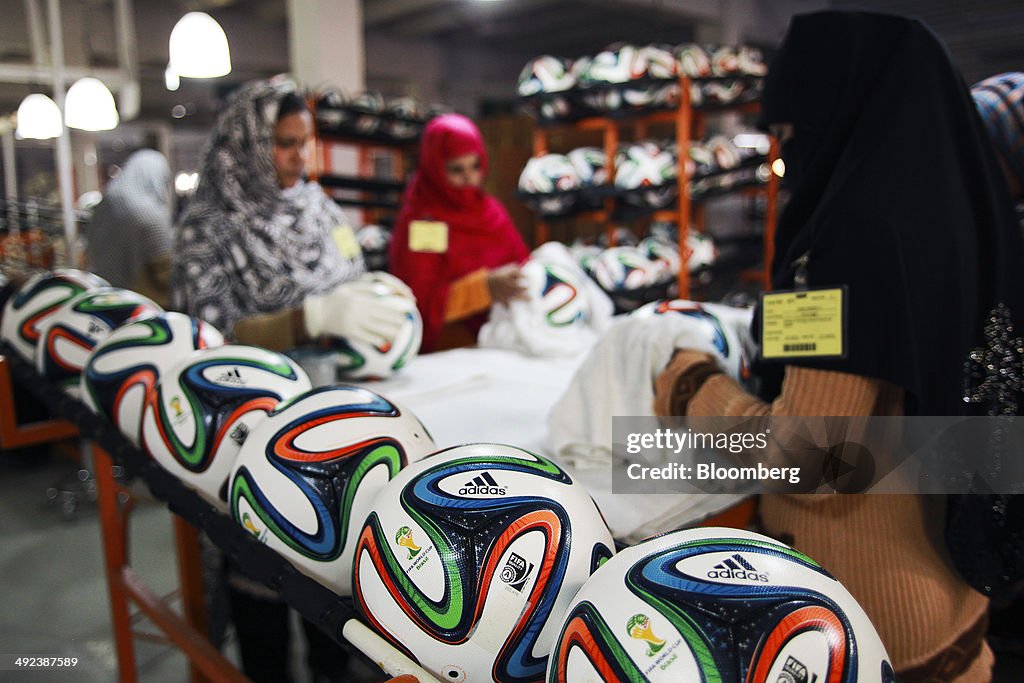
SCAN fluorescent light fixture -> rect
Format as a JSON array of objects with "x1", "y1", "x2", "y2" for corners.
[
  {"x1": 65, "y1": 77, "x2": 119, "y2": 131},
  {"x1": 16, "y1": 93, "x2": 63, "y2": 139},
  {"x1": 169, "y1": 12, "x2": 231, "y2": 78},
  {"x1": 165, "y1": 65, "x2": 180, "y2": 91}
]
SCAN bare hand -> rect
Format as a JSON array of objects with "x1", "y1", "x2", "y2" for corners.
[{"x1": 487, "y1": 264, "x2": 528, "y2": 305}]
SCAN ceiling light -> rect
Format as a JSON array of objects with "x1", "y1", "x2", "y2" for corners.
[
  {"x1": 16, "y1": 93, "x2": 63, "y2": 139},
  {"x1": 65, "y1": 77, "x2": 120, "y2": 131},
  {"x1": 169, "y1": 12, "x2": 231, "y2": 78},
  {"x1": 771, "y1": 158, "x2": 786, "y2": 177}
]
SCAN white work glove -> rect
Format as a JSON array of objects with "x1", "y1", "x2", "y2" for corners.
[{"x1": 304, "y1": 278, "x2": 415, "y2": 349}]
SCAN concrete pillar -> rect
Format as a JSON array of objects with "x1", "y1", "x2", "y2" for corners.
[
  {"x1": 287, "y1": 0, "x2": 365, "y2": 92},
  {"x1": 286, "y1": 0, "x2": 365, "y2": 185}
]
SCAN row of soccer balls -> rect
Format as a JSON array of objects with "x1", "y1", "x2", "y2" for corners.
[
  {"x1": 0, "y1": 270, "x2": 424, "y2": 395},
  {"x1": 3, "y1": 271, "x2": 893, "y2": 681},
  {"x1": 313, "y1": 89, "x2": 450, "y2": 141},
  {"x1": 519, "y1": 138, "x2": 760, "y2": 214},
  {"x1": 518, "y1": 43, "x2": 768, "y2": 95},
  {"x1": 518, "y1": 44, "x2": 766, "y2": 119}
]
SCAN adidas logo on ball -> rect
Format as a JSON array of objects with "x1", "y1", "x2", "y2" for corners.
[
  {"x1": 216, "y1": 367, "x2": 247, "y2": 385},
  {"x1": 706, "y1": 553, "x2": 768, "y2": 583},
  {"x1": 458, "y1": 472, "x2": 506, "y2": 496}
]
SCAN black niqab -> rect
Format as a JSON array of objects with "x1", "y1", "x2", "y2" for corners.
[{"x1": 756, "y1": 10, "x2": 1024, "y2": 416}]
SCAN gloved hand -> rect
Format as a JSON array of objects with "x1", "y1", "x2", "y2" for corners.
[{"x1": 304, "y1": 279, "x2": 415, "y2": 349}]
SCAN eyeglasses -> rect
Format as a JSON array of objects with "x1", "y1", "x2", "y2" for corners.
[{"x1": 275, "y1": 136, "x2": 309, "y2": 151}]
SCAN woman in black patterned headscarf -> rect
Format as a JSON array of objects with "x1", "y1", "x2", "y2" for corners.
[
  {"x1": 173, "y1": 77, "x2": 364, "y2": 337},
  {"x1": 173, "y1": 78, "x2": 361, "y2": 682}
]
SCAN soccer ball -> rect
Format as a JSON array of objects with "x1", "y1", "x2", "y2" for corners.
[
  {"x1": 547, "y1": 527, "x2": 893, "y2": 682},
  {"x1": 228, "y1": 385, "x2": 436, "y2": 596},
  {"x1": 332, "y1": 292, "x2": 422, "y2": 381},
  {"x1": 615, "y1": 142, "x2": 678, "y2": 209},
  {"x1": 591, "y1": 247, "x2": 665, "y2": 293},
  {"x1": 675, "y1": 43, "x2": 712, "y2": 78},
  {"x1": 567, "y1": 147, "x2": 609, "y2": 188},
  {"x1": 519, "y1": 154, "x2": 582, "y2": 215},
  {"x1": 521, "y1": 259, "x2": 589, "y2": 328},
  {"x1": 631, "y1": 299, "x2": 753, "y2": 380},
  {"x1": 1, "y1": 268, "x2": 108, "y2": 362},
  {"x1": 34, "y1": 288, "x2": 162, "y2": 397},
  {"x1": 353, "y1": 443, "x2": 615, "y2": 683},
  {"x1": 517, "y1": 55, "x2": 576, "y2": 96},
  {"x1": 140, "y1": 345, "x2": 311, "y2": 508},
  {"x1": 82, "y1": 313, "x2": 224, "y2": 445}
]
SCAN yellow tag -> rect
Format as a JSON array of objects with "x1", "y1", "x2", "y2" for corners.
[
  {"x1": 408, "y1": 220, "x2": 448, "y2": 253},
  {"x1": 761, "y1": 287, "x2": 846, "y2": 359},
  {"x1": 331, "y1": 225, "x2": 360, "y2": 259}
]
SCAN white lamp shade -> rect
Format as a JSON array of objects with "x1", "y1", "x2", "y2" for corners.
[
  {"x1": 169, "y1": 12, "x2": 232, "y2": 78},
  {"x1": 16, "y1": 93, "x2": 63, "y2": 139},
  {"x1": 65, "y1": 77, "x2": 119, "y2": 131}
]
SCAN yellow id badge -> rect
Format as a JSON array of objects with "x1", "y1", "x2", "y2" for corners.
[
  {"x1": 331, "y1": 224, "x2": 360, "y2": 259},
  {"x1": 408, "y1": 220, "x2": 448, "y2": 253},
  {"x1": 760, "y1": 286, "x2": 847, "y2": 360}
]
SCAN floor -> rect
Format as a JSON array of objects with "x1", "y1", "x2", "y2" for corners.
[
  {"x1": 0, "y1": 447, "x2": 381, "y2": 683},
  {"x1": 3, "y1": 448, "x2": 1024, "y2": 682}
]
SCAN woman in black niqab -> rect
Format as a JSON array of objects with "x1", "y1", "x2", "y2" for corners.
[{"x1": 758, "y1": 11, "x2": 1024, "y2": 417}]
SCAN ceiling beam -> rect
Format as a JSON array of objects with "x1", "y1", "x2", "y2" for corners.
[
  {"x1": 585, "y1": 0, "x2": 719, "y2": 22},
  {"x1": 385, "y1": 0, "x2": 555, "y2": 38},
  {"x1": 364, "y1": 0, "x2": 456, "y2": 28}
]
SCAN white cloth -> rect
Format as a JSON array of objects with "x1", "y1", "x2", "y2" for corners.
[
  {"x1": 477, "y1": 242, "x2": 613, "y2": 357},
  {"x1": 545, "y1": 302, "x2": 757, "y2": 541}
]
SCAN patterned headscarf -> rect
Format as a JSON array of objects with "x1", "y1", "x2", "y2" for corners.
[
  {"x1": 87, "y1": 149, "x2": 172, "y2": 289},
  {"x1": 173, "y1": 78, "x2": 363, "y2": 336},
  {"x1": 971, "y1": 72, "x2": 1024, "y2": 190}
]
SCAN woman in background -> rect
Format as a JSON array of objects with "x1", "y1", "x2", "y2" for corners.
[
  {"x1": 389, "y1": 113, "x2": 530, "y2": 352},
  {"x1": 86, "y1": 149, "x2": 173, "y2": 307},
  {"x1": 173, "y1": 79, "x2": 367, "y2": 343}
]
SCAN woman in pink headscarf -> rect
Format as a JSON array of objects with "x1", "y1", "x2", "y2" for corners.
[{"x1": 389, "y1": 113, "x2": 530, "y2": 352}]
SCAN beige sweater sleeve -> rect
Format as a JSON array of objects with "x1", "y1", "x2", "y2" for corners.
[{"x1": 653, "y1": 350, "x2": 900, "y2": 477}]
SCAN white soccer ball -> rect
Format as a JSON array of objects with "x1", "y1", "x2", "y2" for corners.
[
  {"x1": 140, "y1": 345, "x2": 311, "y2": 509},
  {"x1": 82, "y1": 313, "x2": 224, "y2": 445},
  {"x1": 229, "y1": 385, "x2": 436, "y2": 595},
  {"x1": 353, "y1": 443, "x2": 615, "y2": 682},
  {"x1": 1, "y1": 269, "x2": 109, "y2": 362},
  {"x1": 548, "y1": 527, "x2": 893, "y2": 682},
  {"x1": 34, "y1": 288, "x2": 162, "y2": 397}
]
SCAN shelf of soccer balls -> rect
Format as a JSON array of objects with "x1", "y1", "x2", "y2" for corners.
[
  {"x1": 0, "y1": 351, "x2": 430, "y2": 683},
  {"x1": 528, "y1": 81, "x2": 779, "y2": 296},
  {"x1": 309, "y1": 131, "x2": 413, "y2": 215},
  {"x1": 308, "y1": 93, "x2": 423, "y2": 218},
  {"x1": 0, "y1": 198, "x2": 85, "y2": 276}
]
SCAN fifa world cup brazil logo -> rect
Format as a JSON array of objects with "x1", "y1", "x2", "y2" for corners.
[
  {"x1": 395, "y1": 526, "x2": 421, "y2": 560},
  {"x1": 170, "y1": 396, "x2": 184, "y2": 418},
  {"x1": 242, "y1": 512, "x2": 261, "y2": 536},
  {"x1": 627, "y1": 614, "x2": 666, "y2": 656}
]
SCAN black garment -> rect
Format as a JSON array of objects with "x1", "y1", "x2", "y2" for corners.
[
  {"x1": 226, "y1": 571, "x2": 350, "y2": 682},
  {"x1": 755, "y1": 10, "x2": 1024, "y2": 417}
]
